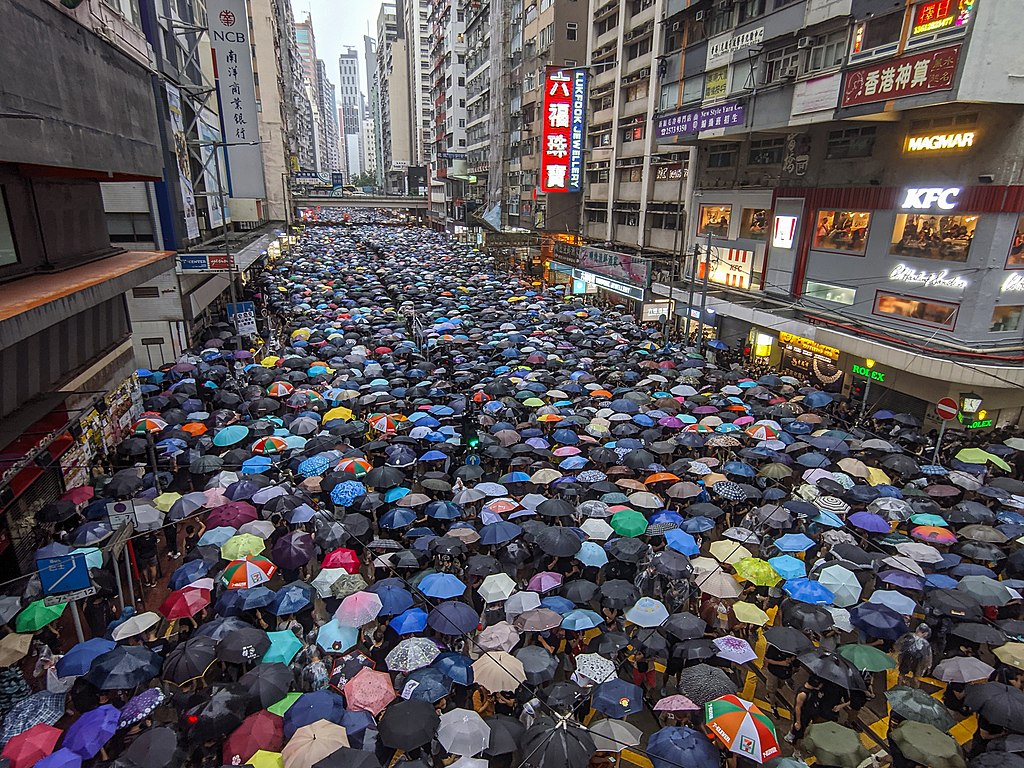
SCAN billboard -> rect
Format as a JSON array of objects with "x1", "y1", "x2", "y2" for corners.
[
  {"x1": 208, "y1": 0, "x2": 266, "y2": 199},
  {"x1": 655, "y1": 101, "x2": 745, "y2": 139},
  {"x1": 198, "y1": 110, "x2": 229, "y2": 230},
  {"x1": 578, "y1": 247, "x2": 650, "y2": 287},
  {"x1": 541, "y1": 67, "x2": 588, "y2": 193},
  {"x1": 840, "y1": 45, "x2": 961, "y2": 108},
  {"x1": 166, "y1": 84, "x2": 200, "y2": 240}
]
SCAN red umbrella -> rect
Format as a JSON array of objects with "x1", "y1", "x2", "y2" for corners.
[
  {"x1": 206, "y1": 501, "x2": 258, "y2": 529},
  {"x1": 222, "y1": 710, "x2": 284, "y2": 765},
  {"x1": 322, "y1": 547, "x2": 361, "y2": 574},
  {"x1": 1, "y1": 723, "x2": 62, "y2": 768},
  {"x1": 343, "y1": 667, "x2": 396, "y2": 715},
  {"x1": 159, "y1": 586, "x2": 211, "y2": 620},
  {"x1": 61, "y1": 486, "x2": 94, "y2": 505}
]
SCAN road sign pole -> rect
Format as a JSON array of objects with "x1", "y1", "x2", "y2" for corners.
[
  {"x1": 70, "y1": 602, "x2": 85, "y2": 644},
  {"x1": 932, "y1": 420, "x2": 948, "y2": 465},
  {"x1": 124, "y1": 546, "x2": 136, "y2": 607},
  {"x1": 112, "y1": 556, "x2": 125, "y2": 612}
]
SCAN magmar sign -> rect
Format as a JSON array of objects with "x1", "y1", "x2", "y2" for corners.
[{"x1": 541, "y1": 67, "x2": 588, "y2": 194}]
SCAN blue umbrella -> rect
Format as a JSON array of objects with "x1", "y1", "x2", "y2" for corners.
[
  {"x1": 432, "y1": 652, "x2": 474, "y2": 686},
  {"x1": 404, "y1": 667, "x2": 452, "y2": 702},
  {"x1": 768, "y1": 555, "x2": 806, "y2": 580},
  {"x1": 680, "y1": 516, "x2": 715, "y2": 534},
  {"x1": 297, "y1": 456, "x2": 330, "y2": 477},
  {"x1": 71, "y1": 522, "x2": 113, "y2": 546},
  {"x1": 284, "y1": 503, "x2": 318, "y2": 524},
  {"x1": 425, "y1": 501, "x2": 462, "y2": 520},
  {"x1": 774, "y1": 533, "x2": 816, "y2": 552},
  {"x1": 315, "y1": 619, "x2": 359, "y2": 652},
  {"x1": 849, "y1": 602, "x2": 907, "y2": 640},
  {"x1": 341, "y1": 709, "x2": 375, "y2": 748},
  {"x1": 648, "y1": 727, "x2": 720, "y2": 768},
  {"x1": 270, "y1": 584, "x2": 312, "y2": 616},
  {"x1": 381, "y1": 508, "x2": 417, "y2": 529},
  {"x1": 541, "y1": 596, "x2": 576, "y2": 615},
  {"x1": 561, "y1": 609, "x2": 603, "y2": 631},
  {"x1": 169, "y1": 559, "x2": 213, "y2": 590},
  {"x1": 35, "y1": 748, "x2": 82, "y2": 768},
  {"x1": 427, "y1": 601, "x2": 479, "y2": 635},
  {"x1": 198, "y1": 526, "x2": 237, "y2": 547},
  {"x1": 330, "y1": 480, "x2": 366, "y2": 506},
  {"x1": 241, "y1": 456, "x2": 273, "y2": 474},
  {"x1": 480, "y1": 521, "x2": 522, "y2": 545},
  {"x1": 213, "y1": 425, "x2": 249, "y2": 447},
  {"x1": 576, "y1": 542, "x2": 608, "y2": 568},
  {"x1": 665, "y1": 529, "x2": 700, "y2": 556},
  {"x1": 593, "y1": 678, "x2": 644, "y2": 718},
  {"x1": 56, "y1": 637, "x2": 115, "y2": 677},
  {"x1": 365, "y1": 583, "x2": 414, "y2": 616},
  {"x1": 63, "y1": 704, "x2": 120, "y2": 758},
  {"x1": 238, "y1": 587, "x2": 277, "y2": 612},
  {"x1": 420, "y1": 573, "x2": 467, "y2": 599},
  {"x1": 783, "y1": 578, "x2": 834, "y2": 605},
  {"x1": 803, "y1": 391, "x2": 833, "y2": 408},
  {"x1": 390, "y1": 607, "x2": 429, "y2": 634},
  {"x1": 849, "y1": 512, "x2": 891, "y2": 533},
  {"x1": 283, "y1": 690, "x2": 346, "y2": 740}
]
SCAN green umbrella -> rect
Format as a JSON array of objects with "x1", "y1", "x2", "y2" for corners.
[
  {"x1": 610, "y1": 509, "x2": 648, "y2": 538},
  {"x1": 890, "y1": 720, "x2": 965, "y2": 768},
  {"x1": 262, "y1": 630, "x2": 303, "y2": 665},
  {"x1": 837, "y1": 643, "x2": 896, "y2": 672},
  {"x1": 802, "y1": 722, "x2": 869, "y2": 768},
  {"x1": 267, "y1": 691, "x2": 301, "y2": 716},
  {"x1": 885, "y1": 686, "x2": 955, "y2": 730},
  {"x1": 15, "y1": 600, "x2": 66, "y2": 633},
  {"x1": 955, "y1": 448, "x2": 1011, "y2": 472}
]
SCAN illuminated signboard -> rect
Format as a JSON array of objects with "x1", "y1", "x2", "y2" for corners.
[
  {"x1": 899, "y1": 187, "x2": 961, "y2": 211},
  {"x1": 852, "y1": 364, "x2": 885, "y2": 381},
  {"x1": 911, "y1": 0, "x2": 974, "y2": 37},
  {"x1": 778, "y1": 332, "x2": 840, "y2": 361},
  {"x1": 906, "y1": 131, "x2": 975, "y2": 152},
  {"x1": 541, "y1": 67, "x2": 588, "y2": 193},
  {"x1": 840, "y1": 45, "x2": 961, "y2": 108},
  {"x1": 772, "y1": 215, "x2": 799, "y2": 249}
]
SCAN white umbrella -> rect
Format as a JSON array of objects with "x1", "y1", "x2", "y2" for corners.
[
  {"x1": 826, "y1": 606, "x2": 853, "y2": 633},
  {"x1": 478, "y1": 573, "x2": 517, "y2": 604},
  {"x1": 882, "y1": 555, "x2": 925, "y2": 577},
  {"x1": 573, "y1": 652, "x2": 617, "y2": 685},
  {"x1": 624, "y1": 597, "x2": 669, "y2": 628},
  {"x1": 311, "y1": 568, "x2": 349, "y2": 598},
  {"x1": 477, "y1": 621, "x2": 520, "y2": 652},
  {"x1": 713, "y1": 635, "x2": 758, "y2": 664},
  {"x1": 816, "y1": 564, "x2": 862, "y2": 608},
  {"x1": 580, "y1": 518, "x2": 614, "y2": 541},
  {"x1": 504, "y1": 590, "x2": 541, "y2": 618},
  {"x1": 111, "y1": 611, "x2": 160, "y2": 641},
  {"x1": 589, "y1": 718, "x2": 643, "y2": 752},
  {"x1": 895, "y1": 541, "x2": 944, "y2": 564},
  {"x1": 869, "y1": 590, "x2": 917, "y2": 616},
  {"x1": 386, "y1": 637, "x2": 440, "y2": 672},
  {"x1": 238, "y1": 520, "x2": 275, "y2": 539},
  {"x1": 698, "y1": 571, "x2": 743, "y2": 599},
  {"x1": 438, "y1": 708, "x2": 491, "y2": 756},
  {"x1": 335, "y1": 591, "x2": 383, "y2": 627}
]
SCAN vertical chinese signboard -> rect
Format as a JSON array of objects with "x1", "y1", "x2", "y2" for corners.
[
  {"x1": 541, "y1": 67, "x2": 588, "y2": 194},
  {"x1": 208, "y1": 0, "x2": 266, "y2": 198}
]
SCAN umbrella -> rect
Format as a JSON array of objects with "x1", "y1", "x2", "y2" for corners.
[
  {"x1": 223, "y1": 710, "x2": 284, "y2": 766},
  {"x1": 335, "y1": 591, "x2": 383, "y2": 627},
  {"x1": 837, "y1": 643, "x2": 896, "y2": 672},
  {"x1": 281, "y1": 721, "x2": 349, "y2": 768},
  {"x1": 437, "y1": 708, "x2": 490, "y2": 757},
  {"x1": 282, "y1": 690, "x2": 347, "y2": 740},
  {"x1": 521, "y1": 717, "x2": 596, "y2": 768},
  {"x1": 965, "y1": 683, "x2": 1024, "y2": 730},
  {"x1": 704, "y1": 694, "x2": 781, "y2": 763},
  {"x1": 377, "y1": 699, "x2": 440, "y2": 750},
  {"x1": 471, "y1": 651, "x2": 526, "y2": 692},
  {"x1": 514, "y1": 645, "x2": 559, "y2": 683},
  {"x1": 886, "y1": 686, "x2": 955, "y2": 730},
  {"x1": 239, "y1": 663, "x2": 294, "y2": 707},
  {"x1": 588, "y1": 719, "x2": 643, "y2": 753},
  {"x1": 797, "y1": 650, "x2": 866, "y2": 691},
  {"x1": 802, "y1": 722, "x2": 870, "y2": 768},
  {"x1": 344, "y1": 667, "x2": 396, "y2": 714},
  {"x1": 428, "y1": 601, "x2": 480, "y2": 635},
  {"x1": 1, "y1": 724, "x2": 62, "y2": 767},
  {"x1": 85, "y1": 646, "x2": 161, "y2": 690},
  {"x1": 647, "y1": 727, "x2": 719, "y2": 768},
  {"x1": 263, "y1": 630, "x2": 304, "y2": 664},
  {"x1": 117, "y1": 687, "x2": 166, "y2": 729},
  {"x1": 890, "y1": 720, "x2": 966, "y2": 768},
  {"x1": 15, "y1": 601, "x2": 66, "y2": 633},
  {"x1": 183, "y1": 685, "x2": 249, "y2": 743},
  {"x1": 162, "y1": 636, "x2": 218, "y2": 685},
  {"x1": 56, "y1": 637, "x2": 115, "y2": 677},
  {"x1": 484, "y1": 715, "x2": 526, "y2": 756},
  {"x1": 678, "y1": 663, "x2": 737, "y2": 705},
  {"x1": 386, "y1": 637, "x2": 440, "y2": 672},
  {"x1": 216, "y1": 626, "x2": 271, "y2": 663}
]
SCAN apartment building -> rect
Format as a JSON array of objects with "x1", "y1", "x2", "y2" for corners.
[
  {"x1": 464, "y1": 0, "x2": 492, "y2": 210},
  {"x1": 427, "y1": 0, "x2": 469, "y2": 227},
  {"x1": 403, "y1": 0, "x2": 436, "y2": 167},
  {"x1": 379, "y1": 3, "x2": 414, "y2": 193},
  {"x1": 317, "y1": 59, "x2": 343, "y2": 174},
  {"x1": 340, "y1": 47, "x2": 365, "y2": 177}
]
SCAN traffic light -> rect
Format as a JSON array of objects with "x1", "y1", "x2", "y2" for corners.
[
  {"x1": 849, "y1": 379, "x2": 866, "y2": 402},
  {"x1": 461, "y1": 412, "x2": 480, "y2": 449}
]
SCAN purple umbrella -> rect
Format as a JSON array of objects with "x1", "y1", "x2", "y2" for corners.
[
  {"x1": 848, "y1": 512, "x2": 891, "y2": 534},
  {"x1": 271, "y1": 531, "x2": 316, "y2": 570},
  {"x1": 118, "y1": 688, "x2": 166, "y2": 729},
  {"x1": 205, "y1": 501, "x2": 258, "y2": 529},
  {"x1": 878, "y1": 569, "x2": 925, "y2": 591},
  {"x1": 34, "y1": 749, "x2": 82, "y2": 768},
  {"x1": 63, "y1": 704, "x2": 119, "y2": 758}
]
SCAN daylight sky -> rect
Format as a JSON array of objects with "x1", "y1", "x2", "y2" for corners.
[{"x1": 295, "y1": 0, "x2": 385, "y2": 95}]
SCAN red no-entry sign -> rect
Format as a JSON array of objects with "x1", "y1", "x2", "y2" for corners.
[{"x1": 935, "y1": 397, "x2": 959, "y2": 420}]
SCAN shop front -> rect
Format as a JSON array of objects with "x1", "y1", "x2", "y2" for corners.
[
  {"x1": 746, "y1": 329, "x2": 844, "y2": 391},
  {"x1": 691, "y1": 190, "x2": 773, "y2": 292}
]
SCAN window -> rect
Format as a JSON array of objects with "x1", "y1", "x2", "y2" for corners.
[
  {"x1": 808, "y1": 30, "x2": 847, "y2": 72},
  {"x1": 587, "y1": 166, "x2": 610, "y2": 183},
  {"x1": 1008, "y1": 216, "x2": 1024, "y2": 268},
  {"x1": 585, "y1": 204, "x2": 609, "y2": 223},
  {"x1": 891, "y1": 214, "x2": 977, "y2": 262},
  {"x1": 622, "y1": 118, "x2": 646, "y2": 142},
  {"x1": 748, "y1": 137, "x2": 785, "y2": 165},
  {"x1": 698, "y1": 204, "x2": 732, "y2": 236},
  {"x1": 108, "y1": 212, "x2": 154, "y2": 244},
  {"x1": 648, "y1": 203, "x2": 685, "y2": 230},
  {"x1": 812, "y1": 210, "x2": 872, "y2": 254},
  {"x1": 707, "y1": 5, "x2": 733, "y2": 36},
  {"x1": 852, "y1": 11, "x2": 904, "y2": 54},
  {"x1": 991, "y1": 305, "x2": 1023, "y2": 332},
  {"x1": 740, "y1": 208, "x2": 770, "y2": 240},
  {"x1": 566, "y1": 22, "x2": 578, "y2": 41},
  {"x1": 908, "y1": 0, "x2": 975, "y2": 42},
  {"x1": 540, "y1": 23, "x2": 555, "y2": 49},
  {"x1": 737, "y1": 0, "x2": 766, "y2": 22},
  {"x1": 804, "y1": 280, "x2": 856, "y2": 305},
  {"x1": 826, "y1": 126, "x2": 876, "y2": 159},
  {"x1": 627, "y1": 38, "x2": 652, "y2": 60},
  {"x1": 763, "y1": 45, "x2": 800, "y2": 83},
  {"x1": 0, "y1": 188, "x2": 18, "y2": 266},
  {"x1": 620, "y1": 166, "x2": 643, "y2": 183},
  {"x1": 614, "y1": 205, "x2": 640, "y2": 226},
  {"x1": 625, "y1": 81, "x2": 649, "y2": 102},
  {"x1": 874, "y1": 292, "x2": 959, "y2": 328},
  {"x1": 708, "y1": 143, "x2": 737, "y2": 168}
]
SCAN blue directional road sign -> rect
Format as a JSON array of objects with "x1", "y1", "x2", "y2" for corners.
[
  {"x1": 37, "y1": 553, "x2": 92, "y2": 596},
  {"x1": 226, "y1": 301, "x2": 256, "y2": 318}
]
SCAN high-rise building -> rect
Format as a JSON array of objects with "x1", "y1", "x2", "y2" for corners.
[
  {"x1": 463, "y1": 0, "x2": 491, "y2": 212},
  {"x1": 401, "y1": 0, "x2": 434, "y2": 167},
  {"x1": 339, "y1": 47, "x2": 364, "y2": 178},
  {"x1": 293, "y1": 13, "x2": 318, "y2": 85},
  {"x1": 316, "y1": 59, "x2": 343, "y2": 173},
  {"x1": 427, "y1": 0, "x2": 468, "y2": 227},
  {"x1": 378, "y1": 2, "x2": 412, "y2": 193}
]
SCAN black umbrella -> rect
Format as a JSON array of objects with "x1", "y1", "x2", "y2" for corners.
[
  {"x1": 536, "y1": 498, "x2": 575, "y2": 518},
  {"x1": 599, "y1": 580, "x2": 640, "y2": 610},
  {"x1": 85, "y1": 646, "x2": 162, "y2": 690},
  {"x1": 664, "y1": 612, "x2": 706, "y2": 641},
  {"x1": 966, "y1": 683, "x2": 1024, "y2": 732},
  {"x1": 536, "y1": 527, "x2": 582, "y2": 556},
  {"x1": 377, "y1": 699, "x2": 439, "y2": 750},
  {"x1": 216, "y1": 627, "x2": 271, "y2": 664},
  {"x1": 587, "y1": 631, "x2": 630, "y2": 656},
  {"x1": 465, "y1": 554, "x2": 502, "y2": 577},
  {"x1": 561, "y1": 579, "x2": 599, "y2": 604},
  {"x1": 515, "y1": 645, "x2": 559, "y2": 684},
  {"x1": 606, "y1": 538, "x2": 647, "y2": 563},
  {"x1": 162, "y1": 636, "x2": 217, "y2": 686},
  {"x1": 781, "y1": 600, "x2": 834, "y2": 633},
  {"x1": 925, "y1": 589, "x2": 983, "y2": 620},
  {"x1": 313, "y1": 747, "x2": 382, "y2": 768},
  {"x1": 951, "y1": 622, "x2": 1006, "y2": 645},
  {"x1": 37, "y1": 500, "x2": 78, "y2": 524},
  {"x1": 238, "y1": 662, "x2": 294, "y2": 707},
  {"x1": 651, "y1": 550, "x2": 692, "y2": 579},
  {"x1": 673, "y1": 638, "x2": 718, "y2": 663},
  {"x1": 545, "y1": 681, "x2": 589, "y2": 712},
  {"x1": 183, "y1": 684, "x2": 249, "y2": 743},
  {"x1": 763, "y1": 626, "x2": 814, "y2": 655},
  {"x1": 110, "y1": 726, "x2": 179, "y2": 768},
  {"x1": 521, "y1": 717, "x2": 596, "y2": 768},
  {"x1": 678, "y1": 663, "x2": 737, "y2": 705},
  {"x1": 485, "y1": 714, "x2": 527, "y2": 756},
  {"x1": 797, "y1": 650, "x2": 866, "y2": 691},
  {"x1": 364, "y1": 466, "x2": 405, "y2": 488}
]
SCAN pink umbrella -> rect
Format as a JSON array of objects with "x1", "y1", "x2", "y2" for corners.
[
  {"x1": 654, "y1": 694, "x2": 700, "y2": 712},
  {"x1": 713, "y1": 635, "x2": 758, "y2": 664},
  {"x1": 527, "y1": 571, "x2": 562, "y2": 593},
  {"x1": 658, "y1": 417, "x2": 685, "y2": 428},
  {"x1": 344, "y1": 667, "x2": 396, "y2": 715},
  {"x1": 335, "y1": 591, "x2": 383, "y2": 627}
]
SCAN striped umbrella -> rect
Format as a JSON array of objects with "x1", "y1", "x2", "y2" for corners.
[
  {"x1": 252, "y1": 436, "x2": 289, "y2": 455},
  {"x1": 337, "y1": 458, "x2": 373, "y2": 477},
  {"x1": 704, "y1": 694, "x2": 781, "y2": 764},
  {"x1": 132, "y1": 418, "x2": 167, "y2": 435},
  {"x1": 222, "y1": 556, "x2": 278, "y2": 589},
  {"x1": 267, "y1": 381, "x2": 295, "y2": 398},
  {"x1": 367, "y1": 413, "x2": 398, "y2": 435}
]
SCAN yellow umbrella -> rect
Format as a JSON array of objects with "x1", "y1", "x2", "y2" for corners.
[
  {"x1": 733, "y1": 558, "x2": 781, "y2": 587},
  {"x1": 153, "y1": 492, "x2": 182, "y2": 513},
  {"x1": 995, "y1": 642, "x2": 1024, "y2": 669},
  {"x1": 710, "y1": 541, "x2": 752, "y2": 566},
  {"x1": 247, "y1": 751, "x2": 284, "y2": 768},
  {"x1": 220, "y1": 533, "x2": 266, "y2": 560},
  {"x1": 0, "y1": 633, "x2": 32, "y2": 668},
  {"x1": 732, "y1": 602, "x2": 770, "y2": 626},
  {"x1": 260, "y1": 356, "x2": 281, "y2": 367},
  {"x1": 323, "y1": 406, "x2": 353, "y2": 422},
  {"x1": 956, "y1": 448, "x2": 1012, "y2": 472},
  {"x1": 866, "y1": 467, "x2": 892, "y2": 487}
]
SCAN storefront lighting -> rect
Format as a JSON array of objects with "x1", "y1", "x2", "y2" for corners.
[
  {"x1": 959, "y1": 392, "x2": 983, "y2": 415},
  {"x1": 754, "y1": 333, "x2": 773, "y2": 358},
  {"x1": 865, "y1": 359, "x2": 875, "y2": 369}
]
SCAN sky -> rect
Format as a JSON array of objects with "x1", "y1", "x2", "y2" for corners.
[{"x1": 296, "y1": 0, "x2": 385, "y2": 94}]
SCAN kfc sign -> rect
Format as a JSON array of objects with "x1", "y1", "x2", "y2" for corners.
[
  {"x1": 541, "y1": 67, "x2": 588, "y2": 194},
  {"x1": 900, "y1": 187, "x2": 961, "y2": 211}
]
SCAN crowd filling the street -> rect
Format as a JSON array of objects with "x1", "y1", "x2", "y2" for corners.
[{"x1": 5, "y1": 211, "x2": 1024, "y2": 768}]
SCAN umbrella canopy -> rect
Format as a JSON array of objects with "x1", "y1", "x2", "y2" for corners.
[{"x1": 704, "y1": 695, "x2": 781, "y2": 763}]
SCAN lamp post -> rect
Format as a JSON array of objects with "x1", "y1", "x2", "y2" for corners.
[
  {"x1": 857, "y1": 358, "x2": 876, "y2": 423},
  {"x1": 959, "y1": 392, "x2": 983, "y2": 416}
]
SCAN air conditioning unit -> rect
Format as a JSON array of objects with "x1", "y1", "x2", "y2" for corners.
[
  {"x1": 639, "y1": 66, "x2": 651, "y2": 77},
  {"x1": 797, "y1": 36, "x2": 813, "y2": 49},
  {"x1": 694, "y1": 9, "x2": 704, "y2": 20},
  {"x1": 782, "y1": 66, "x2": 799, "y2": 79},
  {"x1": 671, "y1": 21, "x2": 681, "y2": 31}
]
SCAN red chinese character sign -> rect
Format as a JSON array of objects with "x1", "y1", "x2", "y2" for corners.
[
  {"x1": 841, "y1": 45, "x2": 961, "y2": 108},
  {"x1": 541, "y1": 67, "x2": 588, "y2": 194}
]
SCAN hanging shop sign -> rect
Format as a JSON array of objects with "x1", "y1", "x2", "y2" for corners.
[
  {"x1": 578, "y1": 247, "x2": 650, "y2": 287},
  {"x1": 840, "y1": 45, "x2": 961, "y2": 108},
  {"x1": 704, "y1": 67, "x2": 729, "y2": 101},
  {"x1": 911, "y1": 0, "x2": 974, "y2": 37},
  {"x1": 905, "y1": 131, "x2": 975, "y2": 153},
  {"x1": 540, "y1": 67, "x2": 588, "y2": 193},
  {"x1": 778, "y1": 332, "x2": 843, "y2": 388},
  {"x1": 889, "y1": 264, "x2": 969, "y2": 290},
  {"x1": 655, "y1": 101, "x2": 745, "y2": 139},
  {"x1": 772, "y1": 215, "x2": 799, "y2": 249},
  {"x1": 571, "y1": 269, "x2": 645, "y2": 301},
  {"x1": 899, "y1": 187, "x2": 961, "y2": 210},
  {"x1": 178, "y1": 253, "x2": 234, "y2": 272}
]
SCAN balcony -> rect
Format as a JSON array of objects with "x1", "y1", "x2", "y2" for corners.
[
  {"x1": 585, "y1": 221, "x2": 609, "y2": 240},
  {"x1": 618, "y1": 140, "x2": 647, "y2": 158},
  {"x1": 646, "y1": 228, "x2": 681, "y2": 252},
  {"x1": 617, "y1": 181, "x2": 642, "y2": 201},
  {"x1": 614, "y1": 225, "x2": 641, "y2": 247},
  {"x1": 621, "y1": 98, "x2": 647, "y2": 118},
  {"x1": 652, "y1": 179, "x2": 686, "y2": 201},
  {"x1": 587, "y1": 183, "x2": 610, "y2": 199},
  {"x1": 593, "y1": 107, "x2": 614, "y2": 125},
  {"x1": 596, "y1": 26, "x2": 619, "y2": 50}
]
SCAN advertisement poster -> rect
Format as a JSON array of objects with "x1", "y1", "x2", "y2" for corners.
[
  {"x1": 578, "y1": 247, "x2": 651, "y2": 287},
  {"x1": 166, "y1": 83, "x2": 201, "y2": 240},
  {"x1": 198, "y1": 111, "x2": 229, "y2": 230}
]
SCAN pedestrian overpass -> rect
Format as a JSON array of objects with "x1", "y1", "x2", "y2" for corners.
[{"x1": 293, "y1": 195, "x2": 429, "y2": 215}]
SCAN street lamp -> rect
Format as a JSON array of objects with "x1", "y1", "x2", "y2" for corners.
[{"x1": 959, "y1": 392, "x2": 983, "y2": 415}]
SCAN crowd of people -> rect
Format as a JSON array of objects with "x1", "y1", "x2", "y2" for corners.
[{"x1": 1, "y1": 213, "x2": 1023, "y2": 768}]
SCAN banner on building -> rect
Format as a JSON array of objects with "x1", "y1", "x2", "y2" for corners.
[
  {"x1": 655, "y1": 101, "x2": 745, "y2": 139},
  {"x1": 840, "y1": 45, "x2": 961, "y2": 108},
  {"x1": 166, "y1": 84, "x2": 200, "y2": 240},
  {"x1": 198, "y1": 110, "x2": 229, "y2": 230},
  {"x1": 541, "y1": 67, "x2": 587, "y2": 193},
  {"x1": 208, "y1": 0, "x2": 267, "y2": 199},
  {"x1": 578, "y1": 247, "x2": 650, "y2": 287}
]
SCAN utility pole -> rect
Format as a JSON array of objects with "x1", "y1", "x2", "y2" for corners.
[{"x1": 695, "y1": 229, "x2": 712, "y2": 354}]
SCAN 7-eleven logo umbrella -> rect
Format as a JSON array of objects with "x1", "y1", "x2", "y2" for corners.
[
  {"x1": 222, "y1": 556, "x2": 278, "y2": 589},
  {"x1": 704, "y1": 694, "x2": 780, "y2": 763},
  {"x1": 132, "y1": 418, "x2": 167, "y2": 435},
  {"x1": 252, "y1": 436, "x2": 289, "y2": 455},
  {"x1": 367, "y1": 414, "x2": 397, "y2": 435}
]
